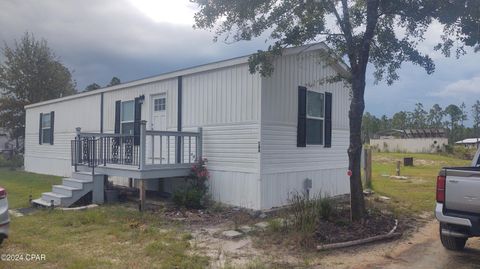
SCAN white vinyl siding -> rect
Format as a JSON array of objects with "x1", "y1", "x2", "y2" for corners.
[
  {"x1": 259, "y1": 49, "x2": 350, "y2": 208},
  {"x1": 182, "y1": 63, "x2": 261, "y2": 127},
  {"x1": 25, "y1": 94, "x2": 101, "y2": 176},
  {"x1": 103, "y1": 78, "x2": 178, "y2": 132}
]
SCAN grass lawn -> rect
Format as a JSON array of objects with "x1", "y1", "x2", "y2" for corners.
[
  {"x1": 3, "y1": 206, "x2": 207, "y2": 269},
  {"x1": 371, "y1": 152, "x2": 470, "y2": 215},
  {"x1": 0, "y1": 170, "x2": 208, "y2": 269},
  {"x1": 0, "y1": 169, "x2": 61, "y2": 209}
]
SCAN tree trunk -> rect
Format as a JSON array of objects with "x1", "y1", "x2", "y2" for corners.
[{"x1": 348, "y1": 75, "x2": 367, "y2": 221}]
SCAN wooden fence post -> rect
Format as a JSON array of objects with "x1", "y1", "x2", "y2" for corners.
[
  {"x1": 365, "y1": 148, "x2": 372, "y2": 188},
  {"x1": 139, "y1": 179, "x2": 146, "y2": 212},
  {"x1": 396, "y1": 161, "x2": 401, "y2": 176}
]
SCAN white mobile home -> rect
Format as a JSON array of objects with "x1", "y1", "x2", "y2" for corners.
[{"x1": 25, "y1": 43, "x2": 351, "y2": 210}]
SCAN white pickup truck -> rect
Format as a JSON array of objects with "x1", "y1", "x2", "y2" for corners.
[{"x1": 436, "y1": 147, "x2": 480, "y2": 250}]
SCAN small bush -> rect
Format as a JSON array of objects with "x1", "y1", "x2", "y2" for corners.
[
  {"x1": 320, "y1": 197, "x2": 334, "y2": 220},
  {"x1": 267, "y1": 219, "x2": 284, "y2": 233},
  {"x1": 287, "y1": 192, "x2": 338, "y2": 247},
  {"x1": 0, "y1": 154, "x2": 23, "y2": 169},
  {"x1": 288, "y1": 191, "x2": 336, "y2": 237},
  {"x1": 173, "y1": 187, "x2": 205, "y2": 209},
  {"x1": 173, "y1": 158, "x2": 210, "y2": 209}
]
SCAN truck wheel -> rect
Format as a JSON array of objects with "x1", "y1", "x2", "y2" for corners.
[{"x1": 440, "y1": 224, "x2": 467, "y2": 251}]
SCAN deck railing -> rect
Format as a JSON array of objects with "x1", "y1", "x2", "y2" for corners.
[{"x1": 71, "y1": 121, "x2": 202, "y2": 171}]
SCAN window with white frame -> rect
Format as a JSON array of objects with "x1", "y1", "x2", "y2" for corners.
[
  {"x1": 154, "y1": 98, "x2": 166, "y2": 111},
  {"x1": 306, "y1": 91, "x2": 325, "y2": 145},
  {"x1": 41, "y1": 113, "x2": 52, "y2": 144},
  {"x1": 121, "y1": 100, "x2": 135, "y2": 135}
]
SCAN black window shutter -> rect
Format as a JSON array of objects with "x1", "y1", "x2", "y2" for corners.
[
  {"x1": 133, "y1": 97, "x2": 142, "y2": 146},
  {"x1": 114, "y1": 100, "x2": 121, "y2": 134},
  {"x1": 39, "y1": 113, "x2": 43, "y2": 145},
  {"x1": 50, "y1": 111, "x2": 55, "y2": 145},
  {"x1": 297, "y1": 86, "x2": 307, "y2": 147},
  {"x1": 324, "y1": 92, "x2": 332, "y2": 148}
]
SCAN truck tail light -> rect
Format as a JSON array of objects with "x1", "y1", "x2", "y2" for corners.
[
  {"x1": 436, "y1": 175, "x2": 446, "y2": 203},
  {"x1": 0, "y1": 188, "x2": 6, "y2": 199}
]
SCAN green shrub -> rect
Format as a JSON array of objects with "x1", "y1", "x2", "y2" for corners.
[
  {"x1": 173, "y1": 187, "x2": 206, "y2": 209},
  {"x1": 319, "y1": 197, "x2": 334, "y2": 220},
  {"x1": 0, "y1": 154, "x2": 23, "y2": 168},
  {"x1": 288, "y1": 191, "x2": 336, "y2": 235},
  {"x1": 173, "y1": 158, "x2": 210, "y2": 209},
  {"x1": 267, "y1": 219, "x2": 283, "y2": 233}
]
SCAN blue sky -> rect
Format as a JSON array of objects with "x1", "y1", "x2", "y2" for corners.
[{"x1": 1, "y1": 0, "x2": 479, "y2": 126}]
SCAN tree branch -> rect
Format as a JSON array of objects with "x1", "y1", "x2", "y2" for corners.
[
  {"x1": 359, "y1": 0, "x2": 380, "y2": 73},
  {"x1": 331, "y1": 0, "x2": 357, "y2": 69}
]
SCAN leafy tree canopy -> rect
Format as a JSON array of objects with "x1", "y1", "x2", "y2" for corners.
[
  {"x1": 85, "y1": 83, "x2": 102, "y2": 92},
  {"x1": 0, "y1": 32, "x2": 76, "y2": 145},
  {"x1": 193, "y1": 0, "x2": 480, "y2": 220},
  {"x1": 85, "y1": 77, "x2": 121, "y2": 91},
  {"x1": 107, "y1": 77, "x2": 121, "y2": 87}
]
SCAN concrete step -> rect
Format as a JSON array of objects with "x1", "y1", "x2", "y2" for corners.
[
  {"x1": 52, "y1": 185, "x2": 80, "y2": 196},
  {"x1": 42, "y1": 192, "x2": 68, "y2": 206},
  {"x1": 63, "y1": 178, "x2": 92, "y2": 189},
  {"x1": 31, "y1": 198, "x2": 52, "y2": 207}
]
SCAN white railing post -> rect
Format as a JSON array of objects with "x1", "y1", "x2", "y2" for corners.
[
  {"x1": 139, "y1": 120, "x2": 147, "y2": 170},
  {"x1": 75, "y1": 127, "x2": 82, "y2": 170},
  {"x1": 197, "y1": 127, "x2": 203, "y2": 161}
]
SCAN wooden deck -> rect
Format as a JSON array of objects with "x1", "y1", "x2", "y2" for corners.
[
  {"x1": 77, "y1": 163, "x2": 191, "y2": 179},
  {"x1": 70, "y1": 121, "x2": 202, "y2": 210},
  {"x1": 72, "y1": 120, "x2": 202, "y2": 180}
]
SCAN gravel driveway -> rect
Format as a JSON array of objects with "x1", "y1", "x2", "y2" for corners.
[{"x1": 364, "y1": 220, "x2": 480, "y2": 269}]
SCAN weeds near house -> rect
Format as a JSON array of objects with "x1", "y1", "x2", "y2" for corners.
[
  {"x1": 287, "y1": 191, "x2": 336, "y2": 246},
  {"x1": 289, "y1": 191, "x2": 336, "y2": 233},
  {"x1": 267, "y1": 218, "x2": 288, "y2": 233}
]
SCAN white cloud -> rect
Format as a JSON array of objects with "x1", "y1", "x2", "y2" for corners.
[
  {"x1": 128, "y1": 0, "x2": 198, "y2": 25},
  {"x1": 433, "y1": 75, "x2": 480, "y2": 97}
]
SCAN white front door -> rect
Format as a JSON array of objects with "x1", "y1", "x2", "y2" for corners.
[
  {"x1": 148, "y1": 94, "x2": 168, "y2": 164},
  {"x1": 151, "y1": 94, "x2": 167, "y2": 131}
]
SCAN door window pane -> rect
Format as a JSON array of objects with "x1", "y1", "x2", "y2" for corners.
[{"x1": 154, "y1": 98, "x2": 166, "y2": 111}]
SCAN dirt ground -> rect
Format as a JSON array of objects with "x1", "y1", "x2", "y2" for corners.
[{"x1": 189, "y1": 216, "x2": 480, "y2": 268}]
